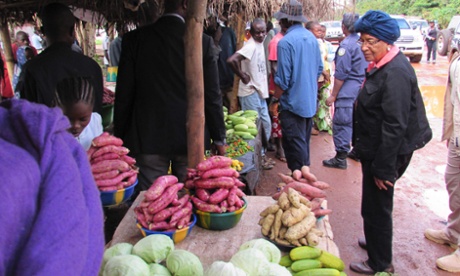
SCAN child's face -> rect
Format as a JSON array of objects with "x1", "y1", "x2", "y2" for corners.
[{"x1": 63, "y1": 101, "x2": 93, "y2": 137}]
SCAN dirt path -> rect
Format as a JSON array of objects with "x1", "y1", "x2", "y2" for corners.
[{"x1": 255, "y1": 54, "x2": 459, "y2": 275}]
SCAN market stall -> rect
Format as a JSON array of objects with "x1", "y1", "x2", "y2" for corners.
[{"x1": 109, "y1": 192, "x2": 339, "y2": 269}]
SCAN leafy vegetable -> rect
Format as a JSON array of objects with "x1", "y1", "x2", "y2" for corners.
[
  {"x1": 239, "y1": 238, "x2": 281, "y2": 263},
  {"x1": 102, "y1": 255, "x2": 150, "y2": 276},
  {"x1": 166, "y1": 249, "x2": 203, "y2": 276},
  {"x1": 132, "y1": 234, "x2": 174, "y2": 263},
  {"x1": 264, "y1": 263, "x2": 291, "y2": 276},
  {"x1": 204, "y1": 261, "x2": 246, "y2": 276},
  {"x1": 101, "y1": 243, "x2": 133, "y2": 271},
  {"x1": 230, "y1": 248, "x2": 269, "y2": 275},
  {"x1": 149, "y1": 263, "x2": 171, "y2": 276}
]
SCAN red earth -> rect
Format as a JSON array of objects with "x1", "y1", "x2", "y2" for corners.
[{"x1": 255, "y1": 52, "x2": 458, "y2": 275}]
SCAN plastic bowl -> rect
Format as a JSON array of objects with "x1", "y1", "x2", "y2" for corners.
[
  {"x1": 136, "y1": 214, "x2": 197, "y2": 244},
  {"x1": 100, "y1": 179, "x2": 138, "y2": 207},
  {"x1": 195, "y1": 198, "x2": 247, "y2": 230}
]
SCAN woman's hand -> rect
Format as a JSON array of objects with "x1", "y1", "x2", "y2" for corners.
[{"x1": 374, "y1": 177, "x2": 394, "y2": 190}]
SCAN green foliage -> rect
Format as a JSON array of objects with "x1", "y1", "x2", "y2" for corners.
[{"x1": 313, "y1": 84, "x2": 332, "y2": 135}]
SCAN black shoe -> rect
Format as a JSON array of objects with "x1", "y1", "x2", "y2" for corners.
[
  {"x1": 358, "y1": 237, "x2": 367, "y2": 250},
  {"x1": 322, "y1": 157, "x2": 347, "y2": 169},
  {"x1": 350, "y1": 261, "x2": 394, "y2": 274},
  {"x1": 347, "y1": 150, "x2": 360, "y2": 162}
]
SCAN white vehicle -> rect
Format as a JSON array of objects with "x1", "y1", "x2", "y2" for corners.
[
  {"x1": 407, "y1": 18, "x2": 429, "y2": 39},
  {"x1": 391, "y1": 15, "x2": 424, "y2": 63},
  {"x1": 321, "y1": 21, "x2": 344, "y2": 43}
]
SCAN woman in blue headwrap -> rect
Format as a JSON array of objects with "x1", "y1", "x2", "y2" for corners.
[{"x1": 350, "y1": 10, "x2": 432, "y2": 274}]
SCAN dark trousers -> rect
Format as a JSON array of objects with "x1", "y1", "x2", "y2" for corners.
[
  {"x1": 361, "y1": 153, "x2": 413, "y2": 271},
  {"x1": 279, "y1": 110, "x2": 312, "y2": 171},
  {"x1": 427, "y1": 41, "x2": 436, "y2": 61},
  {"x1": 332, "y1": 106, "x2": 353, "y2": 153}
]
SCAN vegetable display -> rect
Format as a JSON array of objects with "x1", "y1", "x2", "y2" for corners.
[
  {"x1": 225, "y1": 136, "x2": 254, "y2": 158},
  {"x1": 279, "y1": 246, "x2": 345, "y2": 276},
  {"x1": 87, "y1": 132, "x2": 138, "y2": 191},
  {"x1": 135, "y1": 176, "x2": 193, "y2": 231},
  {"x1": 224, "y1": 109, "x2": 259, "y2": 140},
  {"x1": 260, "y1": 186, "x2": 325, "y2": 248},
  {"x1": 186, "y1": 156, "x2": 246, "y2": 213}
]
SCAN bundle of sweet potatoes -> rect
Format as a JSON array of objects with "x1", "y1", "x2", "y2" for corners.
[
  {"x1": 87, "y1": 132, "x2": 138, "y2": 191},
  {"x1": 186, "y1": 156, "x2": 246, "y2": 213},
  {"x1": 273, "y1": 166, "x2": 332, "y2": 218},
  {"x1": 135, "y1": 175, "x2": 193, "y2": 231}
]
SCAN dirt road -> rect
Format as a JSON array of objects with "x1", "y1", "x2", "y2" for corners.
[{"x1": 256, "y1": 53, "x2": 458, "y2": 275}]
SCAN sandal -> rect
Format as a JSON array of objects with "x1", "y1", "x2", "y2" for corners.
[
  {"x1": 275, "y1": 153, "x2": 287, "y2": 162},
  {"x1": 264, "y1": 157, "x2": 276, "y2": 166}
]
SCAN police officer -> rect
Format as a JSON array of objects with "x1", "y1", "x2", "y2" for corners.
[{"x1": 323, "y1": 13, "x2": 368, "y2": 169}]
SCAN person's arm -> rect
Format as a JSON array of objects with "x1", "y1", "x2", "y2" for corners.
[
  {"x1": 203, "y1": 35, "x2": 227, "y2": 155},
  {"x1": 326, "y1": 45, "x2": 351, "y2": 106},
  {"x1": 273, "y1": 41, "x2": 291, "y2": 99},
  {"x1": 326, "y1": 79, "x2": 344, "y2": 106},
  {"x1": 113, "y1": 31, "x2": 137, "y2": 140},
  {"x1": 227, "y1": 52, "x2": 250, "y2": 84}
]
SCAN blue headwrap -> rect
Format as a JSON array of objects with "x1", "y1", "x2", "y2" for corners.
[{"x1": 354, "y1": 10, "x2": 400, "y2": 44}]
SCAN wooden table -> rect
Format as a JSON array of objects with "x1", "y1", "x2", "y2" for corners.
[{"x1": 109, "y1": 193, "x2": 339, "y2": 269}]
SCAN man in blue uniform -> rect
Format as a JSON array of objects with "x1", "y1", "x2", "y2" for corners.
[{"x1": 323, "y1": 13, "x2": 368, "y2": 169}]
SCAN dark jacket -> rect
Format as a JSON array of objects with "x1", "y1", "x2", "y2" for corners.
[
  {"x1": 353, "y1": 51, "x2": 432, "y2": 182},
  {"x1": 113, "y1": 15, "x2": 225, "y2": 155},
  {"x1": 17, "y1": 42, "x2": 103, "y2": 114}
]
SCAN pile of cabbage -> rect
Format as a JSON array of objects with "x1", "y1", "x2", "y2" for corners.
[
  {"x1": 101, "y1": 236, "x2": 289, "y2": 276},
  {"x1": 100, "y1": 234, "x2": 202, "y2": 276}
]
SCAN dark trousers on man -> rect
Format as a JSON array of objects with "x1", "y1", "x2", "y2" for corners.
[
  {"x1": 360, "y1": 153, "x2": 413, "y2": 271},
  {"x1": 279, "y1": 110, "x2": 313, "y2": 171}
]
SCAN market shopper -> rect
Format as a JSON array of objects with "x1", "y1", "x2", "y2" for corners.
[
  {"x1": 227, "y1": 18, "x2": 275, "y2": 170},
  {"x1": 425, "y1": 20, "x2": 438, "y2": 64},
  {"x1": 272, "y1": 0, "x2": 323, "y2": 171},
  {"x1": 16, "y1": 2, "x2": 104, "y2": 114},
  {"x1": 322, "y1": 13, "x2": 367, "y2": 170},
  {"x1": 350, "y1": 10, "x2": 432, "y2": 274},
  {"x1": 424, "y1": 55, "x2": 460, "y2": 273},
  {"x1": 0, "y1": 99, "x2": 104, "y2": 275},
  {"x1": 114, "y1": 0, "x2": 226, "y2": 191}
]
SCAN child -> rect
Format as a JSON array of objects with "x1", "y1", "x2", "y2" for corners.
[{"x1": 53, "y1": 76, "x2": 103, "y2": 150}]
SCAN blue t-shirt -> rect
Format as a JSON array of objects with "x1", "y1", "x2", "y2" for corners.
[{"x1": 274, "y1": 24, "x2": 323, "y2": 118}]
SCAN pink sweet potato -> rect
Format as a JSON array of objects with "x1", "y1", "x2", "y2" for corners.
[
  {"x1": 235, "y1": 188, "x2": 246, "y2": 198},
  {"x1": 196, "y1": 156, "x2": 233, "y2": 171},
  {"x1": 310, "y1": 198, "x2": 324, "y2": 211},
  {"x1": 226, "y1": 187, "x2": 238, "y2": 206},
  {"x1": 234, "y1": 178, "x2": 246, "y2": 188},
  {"x1": 195, "y1": 188, "x2": 211, "y2": 202},
  {"x1": 148, "y1": 221, "x2": 170, "y2": 231},
  {"x1": 292, "y1": 169, "x2": 302, "y2": 181},
  {"x1": 187, "y1": 168, "x2": 199, "y2": 179},
  {"x1": 273, "y1": 181, "x2": 326, "y2": 199},
  {"x1": 220, "y1": 200, "x2": 228, "y2": 212},
  {"x1": 170, "y1": 202, "x2": 192, "y2": 224},
  {"x1": 147, "y1": 183, "x2": 184, "y2": 214},
  {"x1": 278, "y1": 173, "x2": 295, "y2": 184},
  {"x1": 184, "y1": 179, "x2": 195, "y2": 189},
  {"x1": 208, "y1": 188, "x2": 230, "y2": 204},
  {"x1": 227, "y1": 206, "x2": 237, "y2": 212},
  {"x1": 92, "y1": 134, "x2": 123, "y2": 147},
  {"x1": 125, "y1": 173, "x2": 138, "y2": 186},
  {"x1": 144, "y1": 175, "x2": 179, "y2": 201},
  {"x1": 234, "y1": 198, "x2": 244, "y2": 209},
  {"x1": 99, "y1": 184, "x2": 123, "y2": 191},
  {"x1": 194, "y1": 176, "x2": 235, "y2": 189},
  {"x1": 87, "y1": 146, "x2": 97, "y2": 160},
  {"x1": 171, "y1": 194, "x2": 189, "y2": 207},
  {"x1": 177, "y1": 213, "x2": 192, "y2": 229},
  {"x1": 201, "y1": 168, "x2": 239, "y2": 179},
  {"x1": 92, "y1": 145, "x2": 130, "y2": 158},
  {"x1": 309, "y1": 180, "x2": 330, "y2": 190},
  {"x1": 93, "y1": 169, "x2": 119, "y2": 180},
  {"x1": 301, "y1": 166, "x2": 318, "y2": 183},
  {"x1": 120, "y1": 155, "x2": 136, "y2": 165},
  {"x1": 152, "y1": 205, "x2": 182, "y2": 222},
  {"x1": 96, "y1": 171, "x2": 136, "y2": 187},
  {"x1": 91, "y1": 152, "x2": 120, "y2": 164},
  {"x1": 135, "y1": 208, "x2": 149, "y2": 228},
  {"x1": 313, "y1": 208, "x2": 332, "y2": 218},
  {"x1": 191, "y1": 196, "x2": 223, "y2": 213},
  {"x1": 92, "y1": 159, "x2": 130, "y2": 173}
]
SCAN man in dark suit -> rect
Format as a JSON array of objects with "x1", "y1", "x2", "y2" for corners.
[
  {"x1": 17, "y1": 3, "x2": 103, "y2": 114},
  {"x1": 114, "y1": 0, "x2": 226, "y2": 191}
]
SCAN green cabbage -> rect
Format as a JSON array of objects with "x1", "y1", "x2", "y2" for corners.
[
  {"x1": 101, "y1": 242, "x2": 133, "y2": 271},
  {"x1": 133, "y1": 234, "x2": 174, "y2": 263},
  {"x1": 102, "y1": 254, "x2": 150, "y2": 276},
  {"x1": 230, "y1": 248, "x2": 269, "y2": 276},
  {"x1": 149, "y1": 263, "x2": 171, "y2": 276},
  {"x1": 264, "y1": 263, "x2": 291, "y2": 276},
  {"x1": 238, "y1": 239, "x2": 281, "y2": 263},
  {"x1": 204, "y1": 261, "x2": 246, "y2": 276},
  {"x1": 166, "y1": 249, "x2": 203, "y2": 276}
]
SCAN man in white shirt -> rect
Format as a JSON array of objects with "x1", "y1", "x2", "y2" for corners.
[{"x1": 227, "y1": 18, "x2": 274, "y2": 169}]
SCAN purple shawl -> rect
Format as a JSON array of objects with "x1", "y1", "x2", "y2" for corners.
[{"x1": 0, "y1": 100, "x2": 104, "y2": 275}]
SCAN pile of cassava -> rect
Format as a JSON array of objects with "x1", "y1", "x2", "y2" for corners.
[
  {"x1": 135, "y1": 175, "x2": 193, "y2": 231},
  {"x1": 87, "y1": 133, "x2": 138, "y2": 191},
  {"x1": 274, "y1": 166, "x2": 332, "y2": 218},
  {"x1": 186, "y1": 156, "x2": 246, "y2": 213},
  {"x1": 260, "y1": 187, "x2": 325, "y2": 248}
]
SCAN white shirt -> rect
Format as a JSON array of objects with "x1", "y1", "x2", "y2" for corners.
[
  {"x1": 237, "y1": 37, "x2": 269, "y2": 99},
  {"x1": 30, "y1": 33, "x2": 43, "y2": 51},
  {"x1": 77, "y1": 112, "x2": 103, "y2": 150}
]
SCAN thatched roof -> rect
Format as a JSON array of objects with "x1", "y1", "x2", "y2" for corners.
[{"x1": 0, "y1": 0, "x2": 279, "y2": 27}]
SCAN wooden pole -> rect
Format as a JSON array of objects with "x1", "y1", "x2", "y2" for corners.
[
  {"x1": 185, "y1": 0, "x2": 207, "y2": 169},
  {"x1": 0, "y1": 19, "x2": 14, "y2": 85},
  {"x1": 229, "y1": 14, "x2": 245, "y2": 114}
]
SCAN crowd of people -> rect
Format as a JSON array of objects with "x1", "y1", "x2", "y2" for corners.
[{"x1": 1, "y1": 0, "x2": 460, "y2": 274}]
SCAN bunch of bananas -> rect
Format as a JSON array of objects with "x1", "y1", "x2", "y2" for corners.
[{"x1": 231, "y1": 159, "x2": 244, "y2": 171}]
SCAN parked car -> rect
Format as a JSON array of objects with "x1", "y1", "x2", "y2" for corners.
[
  {"x1": 320, "y1": 21, "x2": 344, "y2": 43},
  {"x1": 391, "y1": 15, "x2": 424, "y2": 63},
  {"x1": 407, "y1": 18, "x2": 429, "y2": 39},
  {"x1": 437, "y1": 15, "x2": 460, "y2": 60}
]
